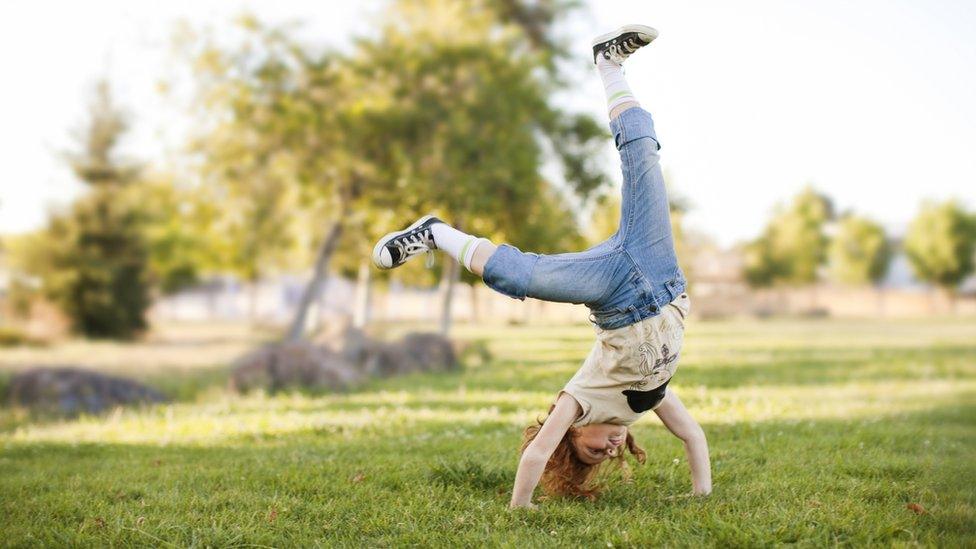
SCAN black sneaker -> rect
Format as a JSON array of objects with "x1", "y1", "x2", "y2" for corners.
[
  {"x1": 592, "y1": 24, "x2": 658, "y2": 65},
  {"x1": 372, "y1": 215, "x2": 443, "y2": 269}
]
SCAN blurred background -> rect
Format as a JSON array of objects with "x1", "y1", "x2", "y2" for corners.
[
  {"x1": 1, "y1": 1, "x2": 975, "y2": 544},
  {"x1": 1, "y1": 0, "x2": 975, "y2": 411},
  {"x1": 3, "y1": 0, "x2": 975, "y2": 341}
]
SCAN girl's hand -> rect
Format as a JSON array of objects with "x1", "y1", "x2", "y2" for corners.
[
  {"x1": 509, "y1": 392, "x2": 580, "y2": 511},
  {"x1": 654, "y1": 391, "x2": 712, "y2": 497}
]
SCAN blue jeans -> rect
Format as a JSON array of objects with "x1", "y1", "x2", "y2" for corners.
[{"x1": 481, "y1": 106, "x2": 686, "y2": 330}]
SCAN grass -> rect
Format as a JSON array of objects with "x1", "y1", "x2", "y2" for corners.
[{"x1": 1, "y1": 317, "x2": 974, "y2": 547}]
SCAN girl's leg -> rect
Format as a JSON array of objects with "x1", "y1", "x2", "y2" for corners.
[
  {"x1": 596, "y1": 48, "x2": 640, "y2": 121},
  {"x1": 437, "y1": 222, "x2": 623, "y2": 306},
  {"x1": 371, "y1": 215, "x2": 489, "y2": 273},
  {"x1": 597, "y1": 41, "x2": 677, "y2": 261},
  {"x1": 468, "y1": 240, "x2": 497, "y2": 277},
  {"x1": 373, "y1": 26, "x2": 678, "y2": 311},
  {"x1": 372, "y1": 215, "x2": 622, "y2": 306},
  {"x1": 590, "y1": 25, "x2": 686, "y2": 315},
  {"x1": 474, "y1": 28, "x2": 673, "y2": 309}
]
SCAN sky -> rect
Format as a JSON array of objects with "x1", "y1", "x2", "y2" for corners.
[{"x1": 1, "y1": 0, "x2": 974, "y2": 248}]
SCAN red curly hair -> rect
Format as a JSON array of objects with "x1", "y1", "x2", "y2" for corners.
[{"x1": 519, "y1": 412, "x2": 647, "y2": 501}]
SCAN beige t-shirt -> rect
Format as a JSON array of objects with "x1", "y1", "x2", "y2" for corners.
[{"x1": 559, "y1": 294, "x2": 690, "y2": 428}]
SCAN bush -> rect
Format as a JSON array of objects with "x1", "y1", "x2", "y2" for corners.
[
  {"x1": 35, "y1": 191, "x2": 151, "y2": 339},
  {"x1": 0, "y1": 326, "x2": 44, "y2": 347}
]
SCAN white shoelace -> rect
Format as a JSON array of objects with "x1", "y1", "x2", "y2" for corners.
[
  {"x1": 603, "y1": 37, "x2": 642, "y2": 64},
  {"x1": 393, "y1": 231, "x2": 436, "y2": 268}
]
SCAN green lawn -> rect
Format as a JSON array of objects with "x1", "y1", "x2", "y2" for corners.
[{"x1": 2, "y1": 318, "x2": 975, "y2": 547}]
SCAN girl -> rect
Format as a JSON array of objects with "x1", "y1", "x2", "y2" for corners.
[{"x1": 372, "y1": 25, "x2": 711, "y2": 508}]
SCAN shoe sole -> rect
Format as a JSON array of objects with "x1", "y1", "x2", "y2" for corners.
[
  {"x1": 371, "y1": 214, "x2": 437, "y2": 269},
  {"x1": 591, "y1": 24, "x2": 659, "y2": 50}
]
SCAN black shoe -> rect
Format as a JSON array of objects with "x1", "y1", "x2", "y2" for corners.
[
  {"x1": 592, "y1": 24, "x2": 658, "y2": 65},
  {"x1": 372, "y1": 214, "x2": 443, "y2": 269}
]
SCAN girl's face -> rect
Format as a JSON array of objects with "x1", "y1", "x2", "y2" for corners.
[{"x1": 572, "y1": 423, "x2": 628, "y2": 464}]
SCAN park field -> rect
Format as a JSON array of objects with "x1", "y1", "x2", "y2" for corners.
[{"x1": 1, "y1": 317, "x2": 975, "y2": 547}]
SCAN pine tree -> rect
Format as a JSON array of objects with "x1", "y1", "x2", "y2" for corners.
[{"x1": 40, "y1": 81, "x2": 151, "y2": 338}]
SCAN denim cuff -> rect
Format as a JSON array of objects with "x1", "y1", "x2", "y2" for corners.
[
  {"x1": 609, "y1": 106, "x2": 661, "y2": 151},
  {"x1": 481, "y1": 244, "x2": 539, "y2": 301}
]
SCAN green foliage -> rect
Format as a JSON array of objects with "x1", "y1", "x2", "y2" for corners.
[
  {"x1": 742, "y1": 235, "x2": 784, "y2": 287},
  {"x1": 39, "y1": 191, "x2": 151, "y2": 338},
  {"x1": 350, "y1": 0, "x2": 608, "y2": 265},
  {"x1": 0, "y1": 326, "x2": 44, "y2": 347},
  {"x1": 64, "y1": 81, "x2": 140, "y2": 186},
  {"x1": 179, "y1": 2, "x2": 608, "y2": 299},
  {"x1": 587, "y1": 191, "x2": 620, "y2": 245},
  {"x1": 743, "y1": 186, "x2": 834, "y2": 287},
  {"x1": 26, "y1": 82, "x2": 151, "y2": 339},
  {"x1": 828, "y1": 214, "x2": 891, "y2": 285},
  {"x1": 508, "y1": 186, "x2": 587, "y2": 254},
  {"x1": 127, "y1": 176, "x2": 224, "y2": 294},
  {"x1": 903, "y1": 200, "x2": 976, "y2": 291},
  {"x1": 180, "y1": 24, "x2": 307, "y2": 284}
]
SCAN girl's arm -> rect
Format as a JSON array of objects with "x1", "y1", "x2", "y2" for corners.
[
  {"x1": 509, "y1": 392, "x2": 580, "y2": 509},
  {"x1": 654, "y1": 390, "x2": 712, "y2": 495}
]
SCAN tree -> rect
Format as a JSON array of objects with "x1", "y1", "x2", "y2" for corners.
[
  {"x1": 181, "y1": 14, "x2": 410, "y2": 338},
  {"x1": 351, "y1": 0, "x2": 610, "y2": 335},
  {"x1": 743, "y1": 186, "x2": 834, "y2": 288},
  {"x1": 179, "y1": 21, "x2": 305, "y2": 322},
  {"x1": 828, "y1": 214, "x2": 891, "y2": 286},
  {"x1": 128, "y1": 175, "x2": 225, "y2": 295},
  {"x1": 903, "y1": 200, "x2": 976, "y2": 306},
  {"x1": 181, "y1": 3, "x2": 609, "y2": 339},
  {"x1": 30, "y1": 81, "x2": 151, "y2": 338}
]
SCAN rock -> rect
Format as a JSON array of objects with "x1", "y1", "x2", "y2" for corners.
[
  {"x1": 334, "y1": 327, "x2": 380, "y2": 368},
  {"x1": 357, "y1": 332, "x2": 457, "y2": 378},
  {"x1": 230, "y1": 330, "x2": 457, "y2": 393},
  {"x1": 229, "y1": 341, "x2": 363, "y2": 393},
  {"x1": 228, "y1": 345, "x2": 277, "y2": 393},
  {"x1": 360, "y1": 341, "x2": 405, "y2": 377},
  {"x1": 399, "y1": 332, "x2": 457, "y2": 373},
  {"x1": 6, "y1": 367, "x2": 167, "y2": 416}
]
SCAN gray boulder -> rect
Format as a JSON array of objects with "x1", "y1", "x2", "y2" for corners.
[
  {"x1": 334, "y1": 327, "x2": 383, "y2": 369},
  {"x1": 397, "y1": 332, "x2": 458, "y2": 374},
  {"x1": 357, "y1": 332, "x2": 457, "y2": 378},
  {"x1": 229, "y1": 341, "x2": 363, "y2": 393},
  {"x1": 230, "y1": 330, "x2": 458, "y2": 393},
  {"x1": 6, "y1": 367, "x2": 167, "y2": 416}
]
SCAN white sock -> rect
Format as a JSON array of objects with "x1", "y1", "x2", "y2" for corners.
[
  {"x1": 431, "y1": 223, "x2": 485, "y2": 272},
  {"x1": 597, "y1": 55, "x2": 637, "y2": 115}
]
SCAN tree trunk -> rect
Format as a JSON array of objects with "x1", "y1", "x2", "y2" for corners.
[
  {"x1": 247, "y1": 281, "x2": 259, "y2": 325},
  {"x1": 875, "y1": 285, "x2": 886, "y2": 318},
  {"x1": 285, "y1": 219, "x2": 344, "y2": 341},
  {"x1": 470, "y1": 283, "x2": 480, "y2": 324},
  {"x1": 944, "y1": 287, "x2": 957, "y2": 315},
  {"x1": 206, "y1": 281, "x2": 218, "y2": 321},
  {"x1": 353, "y1": 260, "x2": 372, "y2": 329},
  {"x1": 439, "y1": 259, "x2": 460, "y2": 336},
  {"x1": 314, "y1": 275, "x2": 331, "y2": 333}
]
